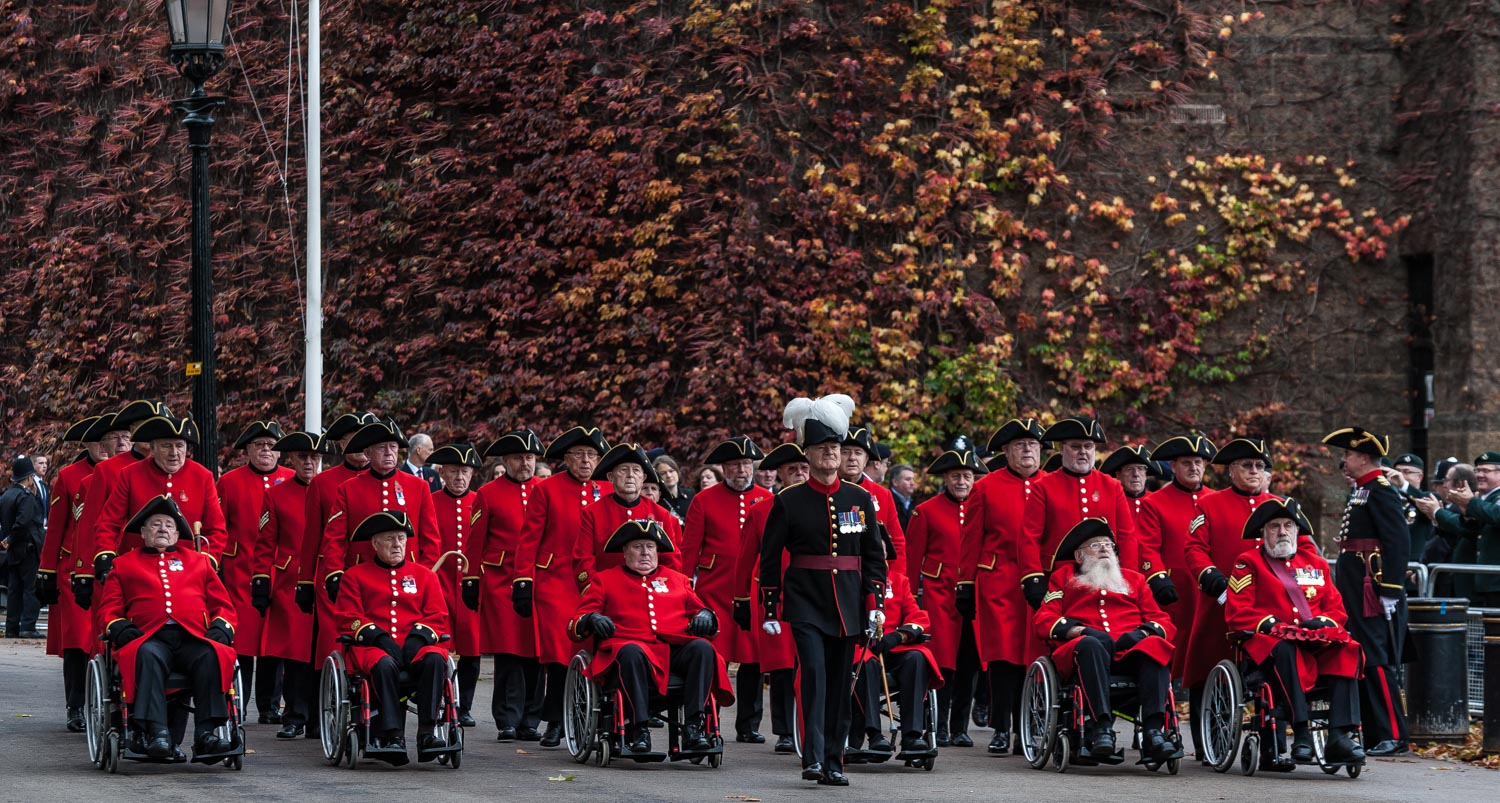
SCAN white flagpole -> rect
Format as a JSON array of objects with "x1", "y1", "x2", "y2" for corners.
[{"x1": 304, "y1": 0, "x2": 323, "y2": 433}]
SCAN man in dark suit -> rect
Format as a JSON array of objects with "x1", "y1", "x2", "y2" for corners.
[
  {"x1": 888, "y1": 463, "x2": 918, "y2": 532},
  {"x1": 401, "y1": 433, "x2": 442, "y2": 492},
  {"x1": 2, "y1": 456, "x2": 48, "y2": 638}
]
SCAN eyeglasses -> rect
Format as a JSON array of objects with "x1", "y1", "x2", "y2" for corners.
[
  {"x1": 1081, "y1": 540, "x2": 1115, "y2": 552},
  {"x1": 1233, "y1": 461, "x2": 1268, "y2": 472}
]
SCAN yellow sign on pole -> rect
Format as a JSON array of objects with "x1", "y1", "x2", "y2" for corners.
[{"x1": 186, "y1": 362, "x2": 203, "y2": 377}]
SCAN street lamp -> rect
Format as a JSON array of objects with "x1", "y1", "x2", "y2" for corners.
[{"x1": 163, "y1": 0, "x2": 231, "y2": 473}]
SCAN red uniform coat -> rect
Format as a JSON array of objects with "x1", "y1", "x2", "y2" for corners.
[
  {"x1": 40, "y1": 455, "x2": 96, "y2": 655},
  {"x1": 431, "y1": 488, "x2": 481, "y2": 656},
  {"x1": 682, "y1": 483, "x2": 773, "y2": 664},
  {"x1": 967, "y1": 469, "x2": 1040, "y2": 666},
  {"x1": 74, "y1": 450, "x2": 148, "y2": 576},
  {"x1": 1135, "y1": 482, "x2": 1208, "y2": 679},
  {"x1": 904, "y1": 492, "x2": 966, "y2": 670},
  {"x1": 572, "y1": 494, "x2": 683, "y2": 585},
  {"x1": 1182, "y1": 487, "x2": 1277, "y2": 687},
  {"x1": 333, "y1": 558, "x2": 451, "y2": 676},
  {"x1": 1019, "y1": 469, "x2": 1139, "y2": 586},
  {"x1": 471, "y1": 475, "x2": 538, "y2": 657},
  {"x1": 1225, "y1": 544, "x2": 1360, "y2": 689},
  {"x1": 98, "y1": 546, "x2": 238, "y2": 700},
  {"x1": 298, "y1": 461, "x2": 363, "y2": 664},
  {"x1": 253, "y1": 477, "x2": 313, "y2": 662},
  {"x1": 855, "y1": 571, "x2": 944, "y2": 686},
  {"x1": 217, "y1": 464, "x2": 294, "y2": 656},
  {"x1": 859, "y1": 475, "x2": 908, "y2": 577},
  {"x1": 569, "y1": 565, "x2": 733, "y2": 705},
  {"x1": 322, "y1": 468, "x2": 441, "y2": 578},
  {"x1": 1034, "y1": 563, "x2": 1175, "y2": 677},
  {"x1": 517, "y1": 472, "x2": 611, "y2": 665},
  {"x1": 733, "y1": 493, "x2": 795, "y2": 671},
  {"x1": 93, "y1": 458, "x2": 228, "y2": 563}
]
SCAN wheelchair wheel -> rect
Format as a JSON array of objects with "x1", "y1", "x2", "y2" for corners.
[
  {"x1": 1053, "y1": 732, "x2": 1070, "y2": 773},
  {"x1": 563, "y1": 651, "x2": 597, "y2": 764},
  {"x1": 1239, "y1": 732, "x2": 1259, "y2": 777},
  {"x1": 924, "y1": 689, "x2": 940, "y2": 753},
  {"x1": 217, "y1": 665, "x2": 245, "y2": 751},
  {"x1": 105, "y1": 732, "x2": 122, "y2": 775},
  {"x1": 1346, "y1": 761, "x2": 1361, "y2": 779},
  {"x1": 85, "y1": 655, "x2": 108, "y2": 767},
  {"x1": 1020, "y1": 657, "x2": 1060, "y2": 770},
  {"x1": 1201, "y1": 660, "x2": 1246, "y2": 773},
  {"x1": 320, "y1": 652, "x2": 350, "y2": 765},
  {"x1": 345, "y1": 730, "x2": 360, "y2": 769},
  {"x1": 226, "y1": 754, "x2": 243, "y2": 771}
]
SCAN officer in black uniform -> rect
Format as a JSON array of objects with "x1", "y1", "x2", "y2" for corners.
[
  {"x1": 1390, "y1": 453, "x2": 1435, "y2": 592},
  {"x1": 760, "y1": 394, "x2": 887, "y2": 787},
  {"x1": 1321, "y1": 427, "x2": 1410, "y2": 756}
]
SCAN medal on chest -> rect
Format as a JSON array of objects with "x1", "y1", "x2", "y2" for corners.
[
  {"x1": 402, "y1": 576, "x2": 418, "y2": 595},
  {"x1": 837, "y1": 508, "x2": 866, "y2": 535},
  {"x1": 651, "y1": 579, "x2": 668, "y2": 593},
  {"x1": 168, "y1": 559, "x2": 184, "y2": 572},
  {"x1": 395, "y1": 484, "x2": 406, "y2": 507}
]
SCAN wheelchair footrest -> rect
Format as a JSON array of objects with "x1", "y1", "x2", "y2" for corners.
[
  {"x1": 1073, "y1": 749, "x2": 1127, "y2": 766},
  {"x1": 620, "y1": 748, "x2": 669, "y2": 763},
  {"x1": 897, "y1": 746, "x2": 938, "y2": 760},
  {"x1": 846, "y1": 748, "x2": 894, "y2": 764}
]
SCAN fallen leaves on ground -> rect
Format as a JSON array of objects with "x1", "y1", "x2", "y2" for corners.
[
  {"x1": 547, "y1": 774, "x2": 576, "y2": 782},
  {"x1": 1415, "y1": 725, "x2": 1500, "y2": 769}
]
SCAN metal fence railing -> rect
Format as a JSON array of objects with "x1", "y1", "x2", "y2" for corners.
[{"x1": 1420, "y1": 563, "x2": 1500, "y2": 718}]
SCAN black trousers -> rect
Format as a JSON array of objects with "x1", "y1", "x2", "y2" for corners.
[
  {"x1": 615, "y1": 640, "x2": 715, "y2": 728},
  {"x1": 1260, "y1": 641, "x2": 1359, "y2": 729},
  {"x1": 734, "y1": 662, "x2": 763, "y2": 734},
  {"x1": 238, "y1": 655, "x2": 283, "y2": 716},
  {"x1": 852, "y1": 652, "x2": 929, "y2": 737},
  {"x1": 131, "y1": 625, "x2": 227, "y2": 739},
  {"x1": 791, "y1": 624, "x2": 856, "y2": 772},
  {"x1": 64, "y1": 648, "x2": 88, "y2": 710},
  {"x1": 4, "y1": 550, "x2": 40, "y2": 633},
  {"x1": 541, "y1": 662, "x2": 567, "y2": 723},
  {"x1": 986, "y1": 660, "x2": 1025, "y2": 738},
  {"x1": 456, "y1": 656, "x2": 480, "y2": 716},
  {"x1": 280, "y1": 659, "x2": 316, "y2": 727},
  {"x1": 1359, "y1": 663, "x2": 1408, "y2": 744},
  {"x1": 939, "y1": 620, "x2": 981, "y2": 733},
  {"x1": 491, "y1": 654, "x2": 541, "y2": 730},
  {"x1": 368, "y1": 653, "x2": 446, "y2": 736},
  {"x1": 1072, "y1": 636, "x2": 1168, "y2": 728},
  {"x1": 768, "y1": 667, "x2": 796, "y2": 736}
]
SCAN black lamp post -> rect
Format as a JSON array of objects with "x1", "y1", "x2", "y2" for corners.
[{"x1": 164, "y1": 0, "x2": 231, "y2": 473}]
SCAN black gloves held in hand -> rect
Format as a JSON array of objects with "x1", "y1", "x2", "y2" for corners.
[
  {"x1": 955, "y1": 583, "x2": 977, "y2": 619},
  {"x1": 1022, "y1": 575, "x2": 1047, "y2": 610},
  {"x1": 512, "y1": 580, "x2": 534, "y2": 618},
  {"x1": 689, "y1": 608, "x2": 718, "y2": 638},
  {"x1": 1200, "y1": 568, "x2": 1229, "y2": 598},
  {"x1": 108, "y1": 619, "x2": 144, "y2": 649},
  {"x1": 250, "y1": 577, "x2": 272, "y2": 614},
  {"x1": 461, "y1": 578, "x2": 481, "y2": 611},
  {"x1": 732, "y1": 599, "x2": 751, "y2": 631},
  {"x1": 1148, "y1": 574, "x2": 1179, "y2": 605}
]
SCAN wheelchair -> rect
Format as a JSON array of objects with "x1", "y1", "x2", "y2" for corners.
[
  {"x1": 84, "y1": 638, "x2": 246, "y2": 774},
  {"x1": 1198, "y1": 651, "x2": 1363, "y2": 779},
  {"x1": 563, "y1": 649, "x2": 725, "y2": 768},
  {"x1": 318, "y1": 636, "x2": 464, "y2": 769},
  {"x1": 1019, "y1": 655, "x2": 1184, "y2": 774},
  {"x1": 786, "y1": 655, "x2": 940, "y2": 771}
]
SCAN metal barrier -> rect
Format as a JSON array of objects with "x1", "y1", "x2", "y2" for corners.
[{"x1": 1418, "y1": 563, "x2": 1500, "y2": 718}]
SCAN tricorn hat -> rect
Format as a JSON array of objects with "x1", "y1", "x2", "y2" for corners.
[
  {"x1": 1321, "y1": 427, "x2": 1389, "y2": 458},
  {"x1": 873, "y1": 443, "x2": 894, "y2": 462},
  {"x1": 759, "y1": 442, "x2": 808, "y2": 472},
  {"x1": 1213, "y1": 437, "x2": 1271, "y2": 466},
  {"x1": 703, "y1": 435, "x2": 765, "y2": 465},
  {"x1": 484, "y1": 428, "x2": 545, "y2": 458},
  {"x1": 82, "y1": 413, "x2": 123, "y2": 442},
  {"x1": 602, "y1": 519, "x2": 676, "y2": 553},
  {"x1": 545, "y1": 426, "x2": 610, "y2": 460},
  {"x1": 783, "y1": 394, "x2": 855, "y2": 447},
  {"x1": 1052, "y1": 518, "x2": 1115, "y2": 570},
  {"x1": 323, "y1": 411, "x2": 380, "y2": 442},
  {"x1": 233, "y1": 420, "x2": 285, "y2": 450},
  {"x1": 62, "y1": 415, "x2": 103, "y2": 443},
  {"x1": 1100, "y1": 445, "x2": 1156, "y2": 477},
  {"x1": 115, "y1": 400, "x2": 174, "y2": 434},
  {"x1": 986, "y1": 418, "x2": 1046, "y2": 452},
  {"x1": 985, "y1": 452, "x2": 1008, "y2": 472},
  {"x1": 272, "y1": 431, "x2": 320, "y2": 454},
  {"x1": 428, "y1": 444, "x2": 483, "y2": 469},
  {"x1": 131, "y1": 415, "x2": 199, "y2": 446},
  {"x1": 1150, "y1": 435, "x2": 1218, "y2": 463},
  {"x1": 592, "y1": 443, "x2": 658, "y2": 483},
  {"x1": 124, "y1": 494, "x2": 193, "y2": 537},
  {"x1": 1240, "y1": 496, "x2": 1312, "y2": 540},
  {"x1": 927, "y1": 434, "x2": 988, "y2": 475},
  {"x1": 1041, "y1": 453, "x2": 1063, "y2": 473},
  {"x1": 351, "y1": 510, "x2": 414, "y2": 542},
  {"x1": 347, "y1": 419, "x2": 409, "y2": 453},
  {"x1": 1042, "y1": 416, "x2": 1106, "y2": 445},
  {"x1": 842, "y1": 424, "x2": 876, "y2": 454}
]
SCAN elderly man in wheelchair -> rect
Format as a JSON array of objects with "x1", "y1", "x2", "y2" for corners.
[
  {"x1": 568, "y1": 520, "x2": 733, "y2": 758},
  {"x1": 97, "y1": 496, "x2": 240, "y2": 762},
  {"x1": 1221, "y1": 498, "x2": 1365, "y2": 770},
  {"x1": 1032, "y1": 518, "x2": 1181, "y2": 767}
]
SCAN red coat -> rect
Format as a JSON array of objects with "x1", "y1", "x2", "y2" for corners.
[
  {"x1": 733, "y1": 493, "x2": 795, "y2": 671},
  {"x1": 1135, "y1": 482, "x2": 1208, "y2": 679},
  {"x1": 74, "y1": 450, "x2": 148, "y2": 576},
  {"x1": 322, "y1": 468, "x2": 441, "y2": 578},
  {"x1": 1034, "y1": 563, "x2": 1174, "y2": 677},
  {"x1": 569, "y1": 565, "x2": 733, "y2": 705},
  {"x1": 682, "y1": 483, "x2": 772, "y2": 664},
  {"x1": 1225, "y1": 544, "x2": 1360, "y2": 689},
  {"x1": 1019, "y1": 469, "x2": 1139, "y2": 586},
  {"x1": 1182, "y1": 487, "x2": 1278, "y2": 687},
  {"x1": 516, "y1": 472, "x2": 611, "y2": 664},
  {"x1": 217, "y1": 464, "x2": 294, "y2": 657},
  {"x1": 904, "y1": 492, "x2": 966, "y2": 670},
  {"x1": 471, "y1": 475, "x2": 539, "y2": 657},
  {"x1": 967, "y1": 469, "x2": 1040, "y2": 666},
  {"x1": 855, "y1": 571, "x2": 944, "y2": 685},
  {"x1": 859, "y1": 475, "x2": 908, "y2": 577},
  {"x1": 431, "y1": 488, "x2": 481, "y2": 656},
  {"x1": 93, "y1": 458, "x2": 228, "y2": 563},
  {"x1": 298, "y1": 461, "x2": 363, "y2": 664},
  {"x1": 40, "y1": 455, "x2": 96, "y2": 655},
  {"x1": 253, "y1": 477, "x2": 314, "y2": 662},
  {"x1": 332, "y1": 558, "x2": 451, "y2": 675},
  {"x1": 573, "y1": 494, "x2": 683, "y2": 585},
  {"x1": 98, "y1": 546, "x2": 238, "y2": 700}
]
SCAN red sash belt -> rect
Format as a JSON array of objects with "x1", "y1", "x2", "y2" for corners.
[{"x1": 789, "y1": 555, "x2": 861, "y2": 571}]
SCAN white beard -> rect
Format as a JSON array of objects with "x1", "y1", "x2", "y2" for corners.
[
  {"x1": 1072, "y1": 554, "x2": 1130, "y2": 594},
  {"x1": 1265, "y1": 536, "x2": 1298, "y2": 560}
]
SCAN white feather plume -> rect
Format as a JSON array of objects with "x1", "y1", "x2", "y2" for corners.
[{"x1": 783, "y1": 393, "x2": 854, "y2": 443}]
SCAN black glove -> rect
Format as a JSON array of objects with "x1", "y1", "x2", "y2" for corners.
[
  {"x1": 688, "y1": 608, "x2": 717, "y2": 638},
  {"x1": 955, "y1": 583, "x2": 977, "y2": 619},
  {"x1": 870, "y1": 631, "x2": 901, "y2": 654},
  {"x1": 1021, "y1": 575, "x2": 1047, "y2": 610},
  {"x1": 462, "y1": 577, "x2": 481, "y2": 611},
  {"x1": 402, "y1": 633, "x2": 430, "y2": 666},
  {"x1": 1081, "y1": 627, "x2": 1114, "y2": 654},
  {"x1": 93, "y1": 552, "x2": 115, "y2": 582},
  {"x1": 1114, "y1": 629, "x2": 1148, "y2": 653},
  {"x1": 295, "y1": 582, "x2": 315, "y2": 614},
  {"x1": 1199, "y1": 567, "x2": 1229, "y2": 598},
  {"x1": 325, "y1": 572, "x2": 342, "y2": 603},
  {"x1": 1148, "y1": 574, "x2": 1179, "y2": 605},
  {"x1": 71, "y1": 575, "x2": 93, "y2": 610},
  {"x1": 205, "y1": 621, "x2": 234, "y2": 646},
  {"x1": 250, "y1": 577, "x2": 272, "y2": 614},
  {"x1": 108, "y1": 619, "x2": 144, "y2": 650},
  {"x1": 1300, "y1": 618, "x2": 1332, "y2": 630},
  {"x1": 356, "y1": 626, "x2": 402, "y2": 664},
  {"x1": 512, "y1": 580, "x2": 533, "y2": 618},
  {"x1": 896, "y1": 624, "x2": 924, "y2": 643},
  {"x1": 732, "y1": 599, "x2": 751, "y2": 631},
  {"x1": 580, "y1": 612, "x2": 615, "y2": 640},
  {"x1": 35, "y1": 571, "x2": 60, "y2": 606}
]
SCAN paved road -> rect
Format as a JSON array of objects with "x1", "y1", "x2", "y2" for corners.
[{"x1": 0, "y1": 638, "x2": 1488, "y2": 802}]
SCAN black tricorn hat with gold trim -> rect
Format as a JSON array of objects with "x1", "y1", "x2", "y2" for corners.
[
  {"x1": 351, "y1": 510, "x2": 415, "y2": 542},
  {"x1": 1041, "y1": 453, "x2": 1063, "y2": 473},
  {"x1": 1212, "y1": 437, "x2": 1270, "y2": 466},
  {"x1": 484, "y1": 428, "x2": 545, "y2": 458},
  {"x1": 545, "y1": 426, "x2": 610, "y2": 460},
  {"x1": 429, "y1": 443, "x2": 483, "y2": 469},
  {"x1": 1042, "y1": 416, "x2": 1106, "y2": 445},
  {"x1": 347, "y1": 419, "x2": 409, "y2": 453},
  {"x1": 272, "y1": 431, "x2": 320, "y2": 454},
  {"x1": 233, "y1": 420, "x2": 285, "y2": 450},
  {"x1": 1052, "y1": 517, "x2": 1115, "y2": 569},
  {"x1": 703, "y1": 435, "x2": 765, "y2": 465},
  {"x1": 986, "y1": 418, "x2": 1046, "y2": 452},
  {"x1": 842, "y1": 424, "x2": 876, "y2": 454},
  {"x1": 323, "y1": 411, "x2": 379, "y2": 443},
  {"x1": 63, "y1": 415, "x2": 103, "y2": 443},
  {"x1": 603, "y1": 519, "x2": 676, "y2": 553},
  {"x1": 132, "y1": 415, "x2": 199, "y2": 446},
  {"x1": 1150, "y1": 435, "x2": 1218, "y2": 462},
  {"x1": 985, "y1": 452, "x2": 1008, "y2": 472},
  {"x1": 1240, "y1": 496, "x2": 1312, "y2": 540},
  {"x1": 759, "y1": 442, "x2": 808, "y2": 472},
  {"x1": 927, "y1": 434, "x2": 988, "y2": 475},
  {"x1": 124, "y1": 494, "x2": 193, "y2": 537},
  {"x1": 592, "y1": 443, "x2": 659, "y2": 483},
  {"x1": 115, "y1": 400, "x2": 174, "y2": 434},
  {"x1": 82, "y1": 413, "x2": 123, "y2": 442},
  {"x1": 1100, "y1": 445, "x2": 1155, "y2": 477},
  {"x1": 1321, "y1": 427, "x2": 1389, "y2": 458}
]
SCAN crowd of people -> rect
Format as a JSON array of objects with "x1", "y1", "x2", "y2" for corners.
[{"x1": 11, "y1": 391, "x2": 1487, "y2": 783}]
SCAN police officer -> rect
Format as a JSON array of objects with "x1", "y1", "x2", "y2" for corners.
[{"x1": 1391, "y1": 453, "x2": 1435, "y2": 568}]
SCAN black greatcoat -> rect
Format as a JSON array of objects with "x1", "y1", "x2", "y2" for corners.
[{"x1": 758, "y1": 478, "x2": 887, "y2": 635}]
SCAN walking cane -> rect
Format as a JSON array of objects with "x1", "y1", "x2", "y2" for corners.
[{"x1": 876, "y1": 650, "x2": 897, "y2": 754}]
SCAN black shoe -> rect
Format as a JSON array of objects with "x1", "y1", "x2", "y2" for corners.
[
  {"x1": 496, "y1": 726, "x2": 517, "y2": 742},
  {"x1": 145, "y1": 729, "x2": 173, "y2": 759},
  {"x1": 20, "y1": 630, "x2": 44, "y2": 639},
  {"x1": 649, "y1": 716, "x2": 666, "y2": 728},
  {"x1": 1142, "y1": 729, "x2": 1179, "y2": 763},
  {"x1": 516, "y1": 725, "x2": 542, "y2": 741},
  {"x1": 900, "y1": 734, "x2": 928, "y2": 753},
  {"x1": 539, "y1": 722, "x2": 562, "y2": 747},
  {"x1": 417, "y1": 733, "x2": 445, "y2": 752},
  {"x1": 369, "y1": 735, "x2": 409, "y2": 765},
  {"x1": 193, "y1": 733, "x2": 235, "y2": 756},
  {"x1": 276, "y1": 723, "x2": 305, "y2": 739},
  {"x1": 626, "y1": 726, "x2": 651, "y2": 754},
  {"x1": 949, "y1": 731, "x2": 973, "y2": 748},
  {"x1": 66, "y1": 708, "x2": 85, "y2": 733},
  {"x1": 1325, "y1": 733, "x2": 1366, "y2": 764},
  {"x1": 1260, "y1": 754, "x2": 1298, "y2": 772},
  {"x1": 685, "y1": 715, "x2": 713, "y2": 752},
  {"x1": 818, "y1": 770, "x2": 850, "y2": 786},
  {"x1": 1089, "y1": 724, "x2": 1116, "y2": 758},
  {"x1": 801, "y1": 763, "x2": 824, "y2": 781},
  {"x1": 1366, "y1": 739, "x2": 1408, "y2": 756},
  {"x1": 867, "y1": 731, "x2": 893, "y2": 752},
  {"x1": 258, "y1": 711, "x2": 281, "y2": 725},
  {"x1": 972, "y1": 702, "x2": 990, "y2": 728},
  {"x1": 988, "y1": 731, "x2": 1010, "y2": 754},
  {"x1": 1290, "y1": 737, "x2": 1316, "y2": 764},
  {"x1": 736, "y1": 730, "x2": 765, "y2": 744},
  {"x1": 774, "y1": 735, "x2": 796, "y2": 753},
  {"x1": 458, "y1": 713, "x2": 476, "y2": 728},
  {"x1": 936, "y1": 723, "x2": 951, "y2": 747}
]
